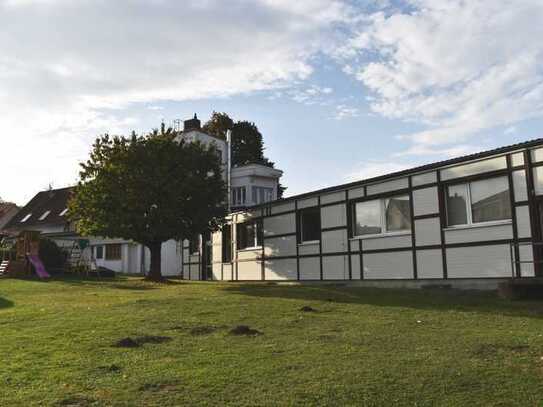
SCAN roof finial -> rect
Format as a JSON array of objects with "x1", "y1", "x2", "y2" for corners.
[{"x1": 194, "y1": 113, "x2": 197, "y2": 119}]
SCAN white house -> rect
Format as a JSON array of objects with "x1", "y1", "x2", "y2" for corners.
[
  {"x1": 5, "y1": 115, "x2": 283, "y2": 276},
  {"x1": 181, "y1": 138, "x2": 543, "y2": 289},
  {"x1": 173, "y1": 114, "x2": 283, "y2": 210}
]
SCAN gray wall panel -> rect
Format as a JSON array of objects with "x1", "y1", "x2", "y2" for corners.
[
  {"x1": 363, "y1": 251, "x2": 413, "y2": 279},
  {"x1": 323, "y1": 256, "x2": 348, "y2": 280},
  {"x1": 446, "y1": 245, "x2": 511, "y2": 278},
  {"x1": 445, "y1": 224, "x2": 513, "y2": 244},
  {"x1": 413, "y1": 187, "x2": 439, "y2": 216},
  {"x1": 299, "y1": 257, "x2": 320, "y2": 280},
  {"x1": 263, "y1": 213, "x2": 296, "y2": 236},
  {"x1": 416, "y1": 250, "x2": 443, "y2": 279},
  {"x1": 414, "y1": 218, "x2": 442, "y2": 246},
  {"x1": 321, "y1": 204, "x2": 347, "y2": 229}
]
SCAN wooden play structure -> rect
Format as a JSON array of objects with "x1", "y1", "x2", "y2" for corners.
[{"x1": 0, "y1": 231, "x2": 50, "y2": 278}]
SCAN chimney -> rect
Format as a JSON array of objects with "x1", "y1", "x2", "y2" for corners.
[{"x1": 183, "y1": 113, "x2": 201, "y2": 132}]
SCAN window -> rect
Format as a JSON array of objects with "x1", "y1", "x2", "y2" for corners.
[
  {"x1": 384, "y1": 196, "x2": 411, "y2": 231},
  {"x1": 59, "y1": 208, "x2": 68, "y2": 216},
  {"x1": 232, "y1": 186, "x2": 246, "y2": 206},
  {"x1": 353, "y1": 200, "x2": 381, "y2": 236},
  {"x1": 222, "y1": 224, "x2": 232, "y2": 262},
  {"x1": 446, "y1": 176, "x2": 511, "y2": 227},
  {"x1": 20, "y1": 213, "x2": 32, "y2": 223},
  {"x1": 39, "y1": 210, "x2": 51, "y2": 221},
  {"x1": 252, "y1": 186, "x2": 273, "y2": 205},
  {"x1": 236, "y1": 220, "x2": 263, "y2": 250},
  {"x1": 105, "y1": 244, "x2": 122, "y2": 260},
  {"x1": 512, "y1": 170, "x2": 527, "y2": 201},
  {"x1": 471, "y1": 177, "x2": 511, "y2": 223},
  {"x1": 95, "y1": 246, "x2": 104, "y2": 260},
  {"x1": 511, "y1": 152, "x2": 524, "y2": 167},
  {"x1": 298, "y1": 207, "x2": 321, "y2": 243},
  {"x1": 352, "y1": 195, "x2": 411, "y2": 237},
  {"x1": 533, "y1": 167, "x2": 543, "y2": 195},
  {"x1": 445, "y1": 184, "x2": 468, "y2": 226},
  {"x1": 189, "y1": 236, "x2": 200, "y2": 254},
  {"x1": 440, "y1": 157, "x2": 507, "y2": 181}
]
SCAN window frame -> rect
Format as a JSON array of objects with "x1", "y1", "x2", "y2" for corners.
[
  {"x1": 445, "y1": 175, "x2": 512, "y2": 229},
  {"x1": 298, "y1": 206, "x2": 321, "y2": 245},
  {"x1": 222, "y1": 224, "x2": 232, "y2": 263},
  {"x1": 351, "y1": 194, "x2": 412, "y2": 239},
  {"x1": 95, "y1": 245, "x2": 104, "y2": 260},
  {"x1": 236, "y1": 220, "x2": 263, "y2": 250},
  {"x1": 189, "y1": 236, "x2": 200, "y2": 255},
  {"x1": 105, "y1": 244, "x2": 122, "y2": 261},
  {"x1": 252, "y1": 186, "x2": 274, "y2": 205},
  {"x1": 232, "y1": 186, "x2": 247, "y2": 206}
]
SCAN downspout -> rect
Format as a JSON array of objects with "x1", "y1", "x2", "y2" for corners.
[
  {"x1": 226, "y1": 130, "x2": 233, "y2": 281},
  {"x1": 226, "y1": 129, "x2": 232, "y2": 212}
]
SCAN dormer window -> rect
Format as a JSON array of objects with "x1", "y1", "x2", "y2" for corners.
[
  {"x1": 39, "y1": 210, "x2": 51, "y2": 221},
  {"x1": 59, "y1": 208, "x2": 68, "y2": 216},
  {"x1": 20, "y1": 213, "x2": 32, "y2": 223}
]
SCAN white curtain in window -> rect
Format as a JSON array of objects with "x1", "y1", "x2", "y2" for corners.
[{"x1": 384, "y1": 195, "x2": 411, "y2": 231}]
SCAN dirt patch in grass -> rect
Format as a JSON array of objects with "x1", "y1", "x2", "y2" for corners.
[
  {"x1": 113, "y1": 335, "x2": 172, "y2": 348},
  {"x1": 139, "y1": 380, "x2": 181, "y2": 393},
  {"x1": 137, "y1": 335, "x2": 172, "y2": 344},
  {"x1": 190, "y1": 325, "x2": 220, "y2": 336},
  {"x1": 229, "y1": 325, "x2": 262, "y2": 336},
  {"x1": 113, "y1": 337, "x2": 140, "y2": 348},
  {"x1": 56, "y1": 395, "x2": 95, "y2": 406},
  {"x1": 472, "y1": 343, "x2": 530, "y2": 359},
  {"x1": 96, "y1": 364, "x2": 122, "y2": 373}
]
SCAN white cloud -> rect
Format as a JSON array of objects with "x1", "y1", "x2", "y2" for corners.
[
  {"x1": 0, "y1": 0, "x2": 353, "y2": 204},
  {"x1": 289, "y1": 85, "x2": 334, "y2": 105},
  {"x1": 346, "y1": 160, "x2": 417, "y2": 182},
  {"x1": 338, "y1": 0, "x2": 543, "y2": 152},
  {"x1": 504, "y1": 126, "x2": 517, "y2": 135},
  {"x1": 394, "y1": 143, "x2": 483, "y2": 158},
  {"x1": 334, "y1": 104, "x2": 359, "y2": 120}
]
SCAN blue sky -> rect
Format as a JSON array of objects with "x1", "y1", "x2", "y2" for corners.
[{"x1": 1, "y1": 0, "x2": 542, "y2": 205}]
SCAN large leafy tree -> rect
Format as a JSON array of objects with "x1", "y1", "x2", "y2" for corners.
[
  {"x1": 69, "y1": 126, "x2": 227, "y2": 281},
  {"x1": 202, "y1": 112, "x2": 233, "y2": 140},
  {"x1": 203, "y1": 112, "x2": 286, "y2": 197}
]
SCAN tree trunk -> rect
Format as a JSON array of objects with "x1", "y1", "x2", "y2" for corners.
[{"x1": 146, "y1": 242, "x2": 163, "y2": 282}]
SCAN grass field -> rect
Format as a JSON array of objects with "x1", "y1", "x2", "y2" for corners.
[{"x1": 1, "y1": 276, "x2": 543, "y2": 406}]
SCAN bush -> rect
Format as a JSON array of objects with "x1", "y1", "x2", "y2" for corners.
[{"x1": 39, "y1": 239, "x2": 66, "y2": 273}]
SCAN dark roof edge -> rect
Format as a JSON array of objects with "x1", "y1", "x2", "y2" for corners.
[{"x1": 250, "y1": 137, "x2": 543, "y2": 209}]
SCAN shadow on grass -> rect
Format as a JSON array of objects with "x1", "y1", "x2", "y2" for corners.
[
  {"x1": 50, "y1": 275, "x2": 188, "y2": 290},
  {"x1": 50, "y1": 275, "x2": 161, "y2": 290},
  {"x1": 220, "y1": 284, "x2": 543, "y2": 319},
  {"x1": 0, "y1": 297, "x2": 14, "y2": 310}
]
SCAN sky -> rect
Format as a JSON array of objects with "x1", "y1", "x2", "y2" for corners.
[{"x1": 1, "y1": 0, "x2": 543, "y2": 205}]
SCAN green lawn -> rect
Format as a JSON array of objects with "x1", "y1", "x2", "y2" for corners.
[{"x1": 1, "y1": 277, "x2": 543, "y2": 406}]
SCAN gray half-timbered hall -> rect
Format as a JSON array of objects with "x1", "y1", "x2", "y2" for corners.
[{"x1": 181, "y1": 138, "x2": 543, "y2": 288}]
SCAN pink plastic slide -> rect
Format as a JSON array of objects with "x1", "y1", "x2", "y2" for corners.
[{"x1": 28, "y1": 255, "x2": 51, "y2": 279}]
